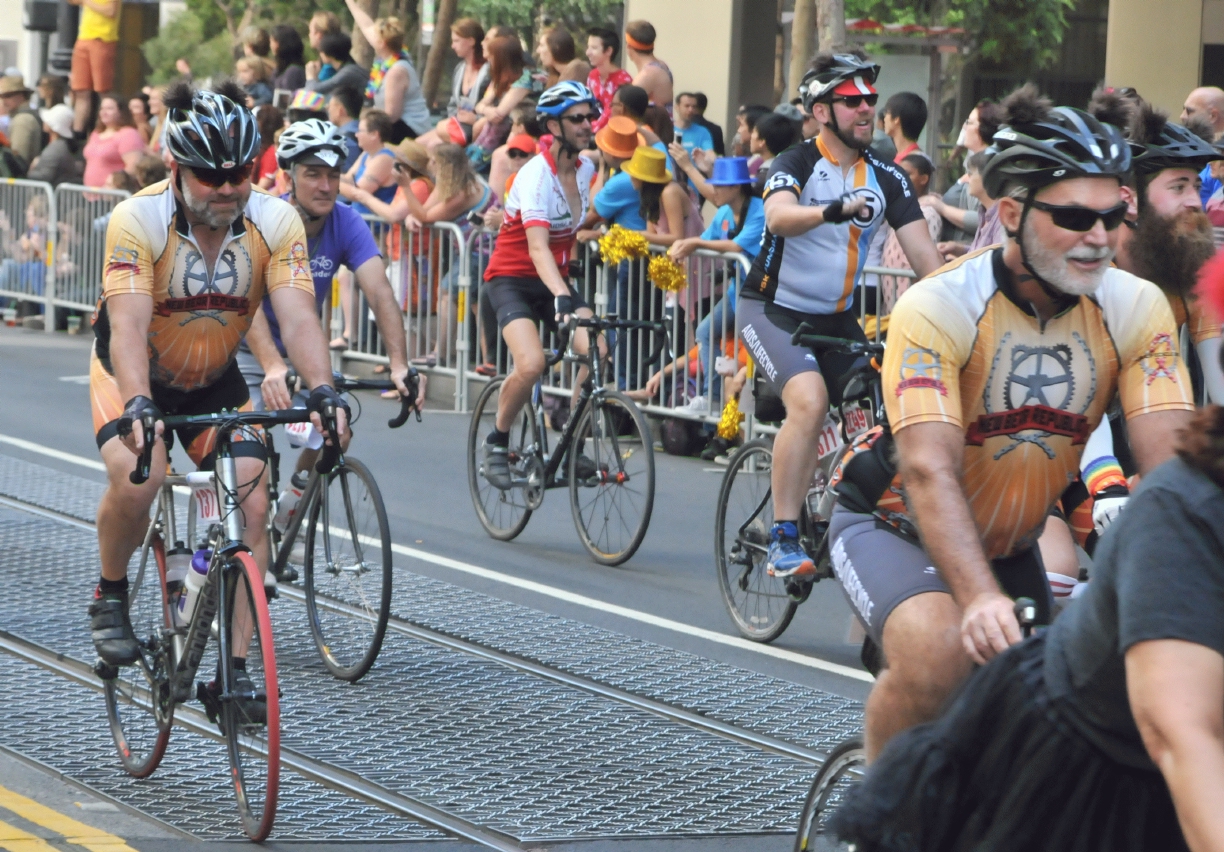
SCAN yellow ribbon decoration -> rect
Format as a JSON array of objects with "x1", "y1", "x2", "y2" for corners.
[
  {"x1": 716, "y1": 396, "x2": 744, "y2": 440},
  {"x1": 598, "y1": 225, "x2": 650, "y2": 265},
  {"x1": 648, "y1": 254, "x2": 686, "y2": 292}
]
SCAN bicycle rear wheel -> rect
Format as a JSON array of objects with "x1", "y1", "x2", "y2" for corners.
[
  {"x1": 303, "y1": 457, "x2": 392, "y2": 681},
  {"x1": 467, "y1": 376, "x2": 539, "y2": 541},
  {"x1": 103, "y1": 518, "x2": 174, "y2": 778},
  {"x1": 794, "y1": 738, "x2": 865, "y2": 851},
  {"x1": 568, "y1": 390, "x2": 655, "y2": 565},
  {"x1": 714, "y1": 438, "x2": 798, "y2": 642},
  {"x1": 221, "y1": 552, "x2": 279, "y2": 842}
]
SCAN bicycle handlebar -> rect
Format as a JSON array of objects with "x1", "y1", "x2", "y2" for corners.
[
  {"x1": 790, "y1": 323, "x2": 886, "y2": 358},
  {"x1": 285, "y1": 369, "x2": 421, "y2": 428},
  {"x1": 1014, "y1": 597, "x2": 1038, "y2": 638},
  {"x1": 546, "y1": 316, "x2": 671, "y2": 369}
]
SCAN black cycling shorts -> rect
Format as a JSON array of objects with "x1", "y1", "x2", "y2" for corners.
[
  {"x1": 736, "y1": 296, "x2": 866, "y2": 405},
  {"x1": 485, "y1": 275, "x2": 587, "y2": 331},
  {"x1": 828, "y1": 507, "x2": 1053, "y2": 648}
]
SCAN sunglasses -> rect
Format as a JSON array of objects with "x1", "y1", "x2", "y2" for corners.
[
  {"x1": 1029, "y1": 199, "x2": 1128, "y2": 232},
  {"x1": 830, "y1": 94, "x2": 878, "y2": 109},
  {"x1": 187, "y1": 162, "x2": 254, "y2": 189},
  {"x1": 562, "y1": 113, "x2": 596, "y2": 125},
  {"x1": 507, "y1": 148, "x2": 532, "y2": 159}
]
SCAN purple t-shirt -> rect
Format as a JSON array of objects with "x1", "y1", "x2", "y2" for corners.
[{"x1": 264, "y1": 198, "x2": 381, "y2": 355}]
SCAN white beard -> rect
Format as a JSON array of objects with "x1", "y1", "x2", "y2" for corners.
[{"x1": 1020, "y1": 226, "x2": 1112, "y2": 296}]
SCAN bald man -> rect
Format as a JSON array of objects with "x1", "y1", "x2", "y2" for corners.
[{"x1": 1182, "y1": 87, "x2": 1224, "y2": 205}]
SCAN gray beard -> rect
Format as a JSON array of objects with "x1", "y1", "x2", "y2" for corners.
[
  {"x1": 1019, "y1": 226, "x2": 1111, "y2": 297},
  {"x1": 182, "y1": 179, "x2": 243, "y2": 230}
]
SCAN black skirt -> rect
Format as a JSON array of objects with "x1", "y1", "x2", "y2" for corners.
[{"x1": 830, "y1": 635, "x2": 1186, "y2": 852}]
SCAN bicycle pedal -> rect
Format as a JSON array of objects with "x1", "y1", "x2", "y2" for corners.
[
  {"x1": 93, "y1": 659, "x2": 119, "y2": 681},
  {"x1": 196, "y1": 680, "x2": 222, "y2": 723}
]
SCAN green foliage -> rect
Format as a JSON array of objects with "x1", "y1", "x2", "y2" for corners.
[
  {"x1": 142, "y1": 10, "x2": 237, "y2": 86},
  {"x1": 456, "y1": 0, "x2": 621, "y2": 44},
  {"x1": 846, "y1": 0, "x2": 1076, "y2": 69}
]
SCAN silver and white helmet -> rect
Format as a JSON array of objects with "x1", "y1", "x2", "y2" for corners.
[{"x1": 276, "y1": 119, "x2": 347, "y2": 170}]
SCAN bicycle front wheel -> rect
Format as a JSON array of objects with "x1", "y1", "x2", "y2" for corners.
[
  {"x1": 568, "y1": 390, "x2": 655, "y2": 565},
  {"x1": 303, "y1": 458, "x2": 393, "y2": 682},
  {"x1": 714, "y1": 438, "x2": 798, "y2": 642},
  {"x1": 467, "y1": 376, "x2": 539, "y2": 541},
  {"x1": 104, "y1": 523, "x2": 173, "y2": 777},
  {"x1": 221, "y1": 552, "x2": 279, "y2": 842},
  {"x1": 794, "y1": 738, "x2": 865, "y2": 851}
]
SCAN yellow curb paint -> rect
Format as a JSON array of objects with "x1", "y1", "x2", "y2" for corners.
[
  {"x1": 0, "y1": 787, "x2": 137, "y2": 852},
  {"x1": 0, "y1": 817, "x2": 59, "y2": 852}
]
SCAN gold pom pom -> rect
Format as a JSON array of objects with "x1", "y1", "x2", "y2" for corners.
[
  {"x1": 716, "y1": 397, "x2": 744, "y2": 440},
  {"x1": 598, "y1": 225, "x2": 650, "y2": 265},
  {"x1": 648, "y1": 254, "x2": 686, "y2": 292}
]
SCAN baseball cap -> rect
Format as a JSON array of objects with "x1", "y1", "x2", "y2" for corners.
[{"x1": 506, "y1": 134, "x2": 538, "y2": 155}]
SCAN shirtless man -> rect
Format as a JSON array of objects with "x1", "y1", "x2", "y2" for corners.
[{"x1": 623, "y1": 20, "x2": 673, "y2": 115}]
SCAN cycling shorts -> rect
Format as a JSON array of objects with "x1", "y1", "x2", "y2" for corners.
[
  {"x1": 485, "y1": 275, "x2": 587, "y2": 331},
  {"x1": 828, "y1": 507, "x2": 1054, "y2": 649},
  {"x1": 736, "y1": 296, "x2": 866, "y2": 405},
  {"x1": 91, "y1": 351, "x2": 265, "y2": 468}
]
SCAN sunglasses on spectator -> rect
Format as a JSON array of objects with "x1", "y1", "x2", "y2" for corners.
[
  {"x1": 507, "y1": 148, "x2": 532, "y2": 159},
  {"x1": 830, "y1": 94, "x2": 878, "y2": 109},
  {"x1": 562, "y1": 113, "x2": 596, "y2": 125},
  {"x1": 393, "y1": 161, "x2": 414, "y2": 174},
  {"x1": 1029, "y1": 200, "x2": 1128, "y2": 232},
  {"x1": 187, "y1": 163, "x2": 254, "y2": 188}
]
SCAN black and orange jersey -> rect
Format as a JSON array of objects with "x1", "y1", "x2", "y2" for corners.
[
  {"x1": 92, "y1": 180, "x2": 314, "y2": 391},
  {"x1": 878, "y1": 248, "x2": 1193, "y2": 559}
]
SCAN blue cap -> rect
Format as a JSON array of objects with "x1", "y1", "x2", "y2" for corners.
[{"x1": 707, "y1": 157, "x2": 753, "y2": 186}]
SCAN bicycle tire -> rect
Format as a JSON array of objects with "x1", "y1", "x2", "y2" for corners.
[
  {"x1": 104, "y1": 525, "x2": 173, "y2": 778},
  {"x1": 221, "y1": 551, "x2": 279, "y2": 842},
  {"x1": 794, "y1": 738, "x2": 866, "y2": 852},
  {"x1": 467, "y1": 376, "x2": 539, "y2": 541},
  {"x1": 568, "y1": 390, "x2": 655, "y2": 565},
  {"x1": 714, "y1": 438, "x2": 799, "y2": 642},
  {"x1": 303, "y1": 457, "x2": 393, "y2": 681}
]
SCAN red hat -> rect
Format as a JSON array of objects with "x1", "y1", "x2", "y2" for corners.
[
  {"x1": 831, "y1": 76, "x2": 878, "y2": 97},
  {"x1": 506, "y1": 134, "x2": 538, "y2": 155}
]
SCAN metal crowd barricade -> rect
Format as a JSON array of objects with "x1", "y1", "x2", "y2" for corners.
[
  {"x1": 53, "y1": 184, "x2": 131, "y2": 316},
  {"x1": 0, "y1": 178, "x2": 56, "y2": 331}
]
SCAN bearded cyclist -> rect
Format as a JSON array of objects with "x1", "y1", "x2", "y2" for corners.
[
  {"x1": 238, "y1": 119, "x2": 415, "y2": 572},
  {"x1": 738, "y1": 51, "x2": 942, "y2": 578},
  {"x1": 827, "y1": 91, "x2": 1195, "y2": 761},
  {"x1": 87, "y1": 82, "x2": 348, "y2": 703},
  {"x1": 480, "y1": 82, "x2": 603, "y2": 489}
]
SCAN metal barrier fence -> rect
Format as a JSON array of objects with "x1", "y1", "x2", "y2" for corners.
[
  {"x1": 53, "y1": 184, "x2": 131, "y2": 313},
  {"x1": 0, "y1": 178, "x2": 56, "y2": 329}
]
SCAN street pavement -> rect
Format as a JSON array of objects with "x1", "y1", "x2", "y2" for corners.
[{"x1": 0, "y1": 324, "x2": 867, "y2": 849}]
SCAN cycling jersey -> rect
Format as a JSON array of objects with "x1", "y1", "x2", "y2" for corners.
[
  {"x1": 1169, "y1": 291, "x2": 1221, "y2": 344},
  {"x1": 483, "y1": 146, "x2": 595, "y2": 281},
  {"x1": 92, "y1": 180, "x2": 314, "y2": 391},
  {"x1": 837, "y1": 248, "x2": 1193, "y2": 560},
  {"x1": 743, "y1": 135, "x2": 923, "y2": 315}
]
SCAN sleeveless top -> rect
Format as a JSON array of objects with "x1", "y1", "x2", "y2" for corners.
[
  {"x1": 373, "y1": 58, "x2": 432, "y2": 135},
  {"x1": 351, "y1": 149, "x2": 397, "y2": 217}
]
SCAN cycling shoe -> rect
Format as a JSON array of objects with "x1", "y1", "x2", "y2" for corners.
[
  {"x1": 766, "y1": 522, "x2": 816, "y2": 578},
  {"x1": 89, "y1": 587, "x2": 140, "y2": 666},
  {"x1": 482, "y1": 439, "x2": 512, "y2": 490}
]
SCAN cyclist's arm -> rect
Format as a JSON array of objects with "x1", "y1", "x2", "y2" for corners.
[
  {"x1": 1126, "y1": 409, "x2": 1194, "y2": 473},
  {"x1": 893, "y1": 420, "x2": 1020, "y2": 664},
  {"x1": 106, "y1": 292, "x2": 164, "y2": 452},
  {"x1": 352, "y1": 255, "x2": 412, "y2": 398},
  {"x1": 271, "y1": 287, "x2": 348, "y2": 436},
  {"x1": 893, "y1": 217, "x2": 943, "y2": 279},
  {"x1": 526, "y1": 226, "x2": 570, "y2": 298},
  {"x1": 245, "y1": 307, "x2": 293, "y2": 412},
  {"x1": 1127, "y1": 639, "x2": 1224, "y2": 852},
  {"x1": 763, "y1": 191, "x2": 855, "y2": 237},
  {"x1": 1199, "y1": 338, "x2": 1224, "y2": 403}
]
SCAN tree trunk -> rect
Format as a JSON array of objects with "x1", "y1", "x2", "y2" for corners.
[
  {"x1": 816, "y1": 0, "x2": 845, "y2": 53},
  {"x1": 351, "y1": 0, "x2": 381, "y2": 70},
  {"x1": 421, "y1": 0, "x2": 457, "y2": 107},
  {"x1": 773, "y1": 0, "x2": 785, "y2": 104},
  {"x1": 788, "y1": 0, "x2": 815, "y2": 101}
]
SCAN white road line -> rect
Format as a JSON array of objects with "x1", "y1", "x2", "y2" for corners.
[{"x1": 0, "y1": 431, "x2": 872, "y2": 683}]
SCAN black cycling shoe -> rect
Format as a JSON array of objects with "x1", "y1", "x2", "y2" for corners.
[
  {"x1": 88, "y1": 587, "x2": 140, "y2": 666},
  {"x1": 573, "y1": 453, "x2": 599, "y2": 481},
  {"x1": 482, "y1": 439, "x2": 512, "y2": 490},
  {"x1": 272, "y1": 562, "x2": 299, "y2": 584},
  {"x1": 198, "y1": 668, "x2": 266, "y2": 732}
]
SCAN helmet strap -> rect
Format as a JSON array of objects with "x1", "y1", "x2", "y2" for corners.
[{"x1": 1015, "y1": 194, "x2": 1075, "y2": 303}]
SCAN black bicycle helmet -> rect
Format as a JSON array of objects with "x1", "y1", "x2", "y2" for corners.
[
  {"x1": 982, "y1": 106, "x2": 1131, "y2": 198},
  {"x1": 799, "y1": 54, "x2": 881, "y2": 113},
  {"x1": 1129, "y1": 106, "x2": 1219, "y2": 176},
  {"x1": 165, "y1": 89, "x2": 261, "y2": 170}
]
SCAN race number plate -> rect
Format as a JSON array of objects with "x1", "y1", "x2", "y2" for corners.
[
  {"x1": 841, "y1": 402, "x2": 873, "y2": 442},
  {"x1": 191, "y1": 483, "x2": 220, "y2": 524},
  {"x1": 816, "y1": 417, "x2": 842, "y2": 460}
]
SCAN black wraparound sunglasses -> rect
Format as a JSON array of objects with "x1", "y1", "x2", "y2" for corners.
[
  {"x1": 1029, "y1": 199, "x2": 1128, "y2": 232},
  {"x1": 188, "y1": 163, "x2": 254, "y2": 188},
  {"x1": 562, "y1": 112, "x2": 596, "y2": 125},
  {"x1": 506, "y1": 148, "x2": 532, "y2": 159},
  {"x1": 830, "y1": 94, "x2": 878, "y2": 109}
]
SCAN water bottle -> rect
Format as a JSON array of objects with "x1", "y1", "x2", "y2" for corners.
[
  {"x1": 165, "y1": 543, "x2": 192, "y2": 628},
  {"x1": 273, "y1": 471, "x2": 309, "y2": 534},
  {"x1": 176, "y1": 549, "x2": 211, "y2": 628}
]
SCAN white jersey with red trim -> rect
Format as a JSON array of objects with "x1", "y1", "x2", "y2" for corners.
[{"x1": 483, "y1": 147, "x2": 595, "y2": 281}]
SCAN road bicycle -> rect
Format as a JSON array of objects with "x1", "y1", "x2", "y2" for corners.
[
  {"x1": 467, "y1": 316, "x2": 667, "y2": 565},
  {"x1": 714, "y1": 329, "x2": 886, "y2": 643},
  {"x1": 94, "y1": 403, "x2": 342, "y2": 841},
  {"x1": 792, "y1": 599, "x2": 1040, "y2": 851},
  {"x1": 263, "y1": 371, "x2": 419, "y2": 681}
]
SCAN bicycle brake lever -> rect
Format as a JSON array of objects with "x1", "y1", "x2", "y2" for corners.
[
  {"x1": 128, "y1": 412, "x2": 157, "y2": 485},
  {"x1": 315, "y1": 401, "x2": 342, "y2": 473}
]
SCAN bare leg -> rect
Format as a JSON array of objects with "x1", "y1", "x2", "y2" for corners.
[
  {"x1": 229, "y1": 454, "x2": 271, "y2": 659},
  {"x1": 865, "y1": 591, "x2": 972, "y2": 761},
  {"x1": 97, "y1": 437, "x2": 169, "y2": 581},
  {"x1": 772, "y1": 371, "x2": 829, "y2": 521},
  {"x1": 333, "y1": 267, "x2": 354, "y2": 346},
  {"x1": 72, "y1": 90, "x2": 93, "y2": 135},
  {"x1": 495, "y1": 318, "x2": 546, "y2": 432}
]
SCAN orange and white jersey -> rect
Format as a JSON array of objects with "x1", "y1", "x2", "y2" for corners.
[
  {"x1": 1168, "y1": 291, "x2": 1221, "y2": 345},
  {"x1": 881, "y1": 248, "x2": 1193, "y2": 558},
  {"x1": 92, "y1": 180, "x2": 314, "y2": 391}
]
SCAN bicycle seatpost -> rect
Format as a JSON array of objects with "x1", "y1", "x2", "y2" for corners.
[
  {"x1": 129, "y1": 412, "x2": 158, "y2": 485},
  {"x1": 1014, "y1": 597, "x2": 1038, "y2": 638}
]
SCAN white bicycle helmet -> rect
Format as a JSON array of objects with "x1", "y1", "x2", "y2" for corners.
[
  {"x1": 276, "y1": 119, "x2": 348, "y2": 170},
  {"x1": 536, "y1": 81, "x2": 601, "y2": 119}
]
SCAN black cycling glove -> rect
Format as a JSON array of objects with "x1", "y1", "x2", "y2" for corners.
[
  {"x1": 554, "y1": 294, "x2": 575, "y2": 319},
  {"x1": 116, "y1": 395, "x2": 162, "y2": 438},
  {"x1": 822, "y1": 195, "x2": 857, "y2": 225},
  {"x1": 306, "y1": 384, "x2": 351, "y2": 421}
]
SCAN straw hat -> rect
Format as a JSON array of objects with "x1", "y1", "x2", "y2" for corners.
[
  {"x1": 391, "y1": 138, "x2": 431, "y2": 175},
  {"x1": 621, "y1": 146, "x2": 672, "y2": 184},
  {"x1": 0, "y1": 76, "x2": 32, "y2": 97},
  {"x1": 595, "y1": 115, "x2": 645, "y2": 159}
]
